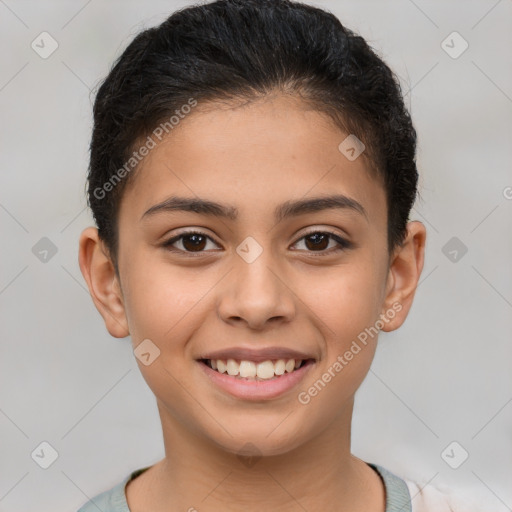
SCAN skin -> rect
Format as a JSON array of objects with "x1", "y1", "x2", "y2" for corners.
[{"x1": 79, "y1": 93, "x2": 426, "y2": 512}]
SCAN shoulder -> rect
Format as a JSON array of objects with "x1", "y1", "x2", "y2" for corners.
[
  {"x1": 75, "y1": 469, "x2": 146, "y2": 512},
  {"x1": 405, "y1": 478, "x2": 456, "y2": 512},
  {"x1": 370, "y1": 463, "x2": 486, "y2": 512},
  {"x1": 405, "y1": 478, "x2": 489, "y2": 512}
]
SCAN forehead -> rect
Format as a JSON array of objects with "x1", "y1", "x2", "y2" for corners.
[{"x1": 118, "y1": 95, "x2": 386, "y2": 230}]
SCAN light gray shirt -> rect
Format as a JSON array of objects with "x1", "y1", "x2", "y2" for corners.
[{"x1": 76, "y1": 463, "x2": 415, "y2": 511}]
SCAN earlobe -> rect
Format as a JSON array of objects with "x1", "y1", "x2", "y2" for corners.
[
  {"x1": 78, "y1": 227, "x2": 130, "y2": 338},
  {"x1": 380, "y1": 221, "x2": 426, "y2": 332}
]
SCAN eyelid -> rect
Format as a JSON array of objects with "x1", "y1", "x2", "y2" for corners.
[
  {"x1": 162, "y1": 229, "x2": 221, "y2": 254},
  {"x1": 298, "y1": 227, "x2": 349, "y2": 242},
  {"x1": 292, "y1": 228, "x2": 352, "y2": 252},
  {"x1": 162, "y1": 227, "x2": 352, "y2": 255}
]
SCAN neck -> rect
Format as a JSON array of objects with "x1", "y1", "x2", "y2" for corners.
[{"x1": 129, "y1": 399, "x2": 385, "y2": 512}]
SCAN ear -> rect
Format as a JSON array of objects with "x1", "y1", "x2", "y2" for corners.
[
  {"x1": 78, "y1": 226, "x2": 129, "y2": 338},
  {"x1": 380, "y1": 221, "x2": 426, "y2": 332}
]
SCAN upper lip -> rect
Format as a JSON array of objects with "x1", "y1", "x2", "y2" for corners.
[{"x1": 198, "y1": 347, "x2": 316, "y2": 363}]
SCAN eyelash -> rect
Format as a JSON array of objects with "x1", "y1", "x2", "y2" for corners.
[{"x1": 162, "y1": 229, "x2": 352, "y2": 256}]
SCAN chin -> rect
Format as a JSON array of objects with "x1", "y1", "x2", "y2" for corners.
[{"x1": 208, "y1": 424, "x2": 308, "y2": 459}]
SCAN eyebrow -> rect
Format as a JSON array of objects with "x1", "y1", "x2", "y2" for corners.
[{"x1": 141, "y1": 194, "x2": 368, "y2": 223}]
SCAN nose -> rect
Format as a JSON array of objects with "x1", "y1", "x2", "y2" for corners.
[{"x1": 216, "y1": 249, "x2": 296, "y2": 331}]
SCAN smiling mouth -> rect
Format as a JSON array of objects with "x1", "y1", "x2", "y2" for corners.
[{"x1": 199, "y1": 358, "x2": 314, "y2": 380}]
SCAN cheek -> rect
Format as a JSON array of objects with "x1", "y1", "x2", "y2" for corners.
[
  {"x1": 295, "y1": 270, "x2": 382, "y2": 415},
  {"x1": 295, "y1": 261, "x2": 385, "y2": 342},
  {"x1": 121, "y1": 259, "x2": 208, "y2": 343}
]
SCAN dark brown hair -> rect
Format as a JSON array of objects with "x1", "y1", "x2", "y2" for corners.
[{"x1": 86, "y1": 0, "x2": 418, "y2": 273}]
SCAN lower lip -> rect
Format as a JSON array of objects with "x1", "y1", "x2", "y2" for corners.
[{"x1": 198, "y1": 360, "x2": 315, "y2": 401}]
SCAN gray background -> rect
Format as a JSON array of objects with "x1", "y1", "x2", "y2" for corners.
[{"x1": 0, "y1": 1, "x2": 511, "y2": 510}]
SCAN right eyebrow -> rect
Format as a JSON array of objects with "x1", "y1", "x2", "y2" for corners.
[{"x1": 141, "y1": 193, "x2": 368, "y2": 223}]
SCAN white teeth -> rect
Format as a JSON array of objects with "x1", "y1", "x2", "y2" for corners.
[
  {"x1": 226, "y1": 358, "x2": 239, "y2": 376},
  {"x1": 274, "y1": 359, "x2": 285, "y2": 375},
  {"x1": 285, "y1": 359, "x2": 295, "y2": 373},
  {"x1": 256, "y1": 360, "x2": 275, "y2": 379},
  {"x1": 207, "y1": 358, "x2": 306, "y2": 380},
  {"x1": 239, "y1": 360, "x2": 257, "y2": 378}
]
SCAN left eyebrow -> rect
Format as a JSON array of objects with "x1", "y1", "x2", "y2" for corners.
[
  {"x1": 275, "y1": 194, "x2": 368, "y2": 223},
  {"x1": 141, "y1": 194, "x2": 368, "y2": 223}
]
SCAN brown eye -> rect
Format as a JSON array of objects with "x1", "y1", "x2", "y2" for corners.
[
  {"x1": 292, "y1": 231, "x2": 351, "y2": 254},
  {"x1": 181, "y1": 233, "x2": 207, "y2": 251},
  {"x1": 304, "y1": 233, "x2": 330, "y2": 251},
  {"x1": 163, "y1": 231, "x2": 219, "y2": 253}
]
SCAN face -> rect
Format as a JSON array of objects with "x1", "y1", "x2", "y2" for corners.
[{"x1": 82, "y1": 93, "x2": 420, "y2": 458}]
